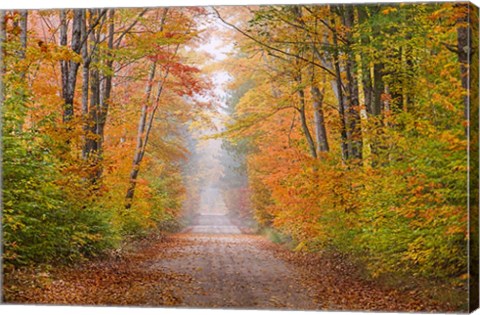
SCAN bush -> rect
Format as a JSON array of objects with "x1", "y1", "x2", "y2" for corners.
[{"x1": 2, "y1": 131, "x2": 117, "y2": 266}]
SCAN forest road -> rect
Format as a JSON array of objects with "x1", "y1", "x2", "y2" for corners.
[
  {"x1": 6, "y1": 213, "x2": 441, "y2": 311},
  {"x1": 149, "y1": 213, "x2": 319, "y2": 310}
]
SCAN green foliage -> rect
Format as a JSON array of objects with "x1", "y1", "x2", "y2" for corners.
[
  {"x1": 116, "y1": 164, "x2": 185, "y2": 237},
  {"x1": 2, "y1": 116, "x2": 117, "y2": 266},
  {"x1": 1, "y1": 26, "x2": 119, "y2": 267},
  {"x1": 149, "y1": 166, "x2": 185, "y2": 232},
  {"x1": 355, "y1": 118, "x2": 467, "y2": 279},
  {"x1": 263, "y1": 227, "x2": 293, "y2": 246}
]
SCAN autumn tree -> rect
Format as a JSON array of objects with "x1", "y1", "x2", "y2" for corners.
[
  {"x1": 218, "y1": 3, "x2": 475, "y2": 294},
  {"x1": 2, "y1": 6, "x2": 208, "y2": 266}
]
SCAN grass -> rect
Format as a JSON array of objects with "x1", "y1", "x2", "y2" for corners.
[{"x1": 262, "y1": 227, "x2": 297, "y2": 250}]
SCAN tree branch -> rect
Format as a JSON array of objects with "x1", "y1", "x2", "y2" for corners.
[
  {"x1": 114, "y1": 8, "x2": 149, "y2": 48},
  {"x1": 213, "y1": 7, "x2": 336, "y2": 78},
  {"x1": 79, "y1": 9, "x2": 108, "y2": 49}
]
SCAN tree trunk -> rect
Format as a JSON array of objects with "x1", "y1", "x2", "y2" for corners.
[
  {"x1": 372, "y1": 62, "x2": 384, "y2": 116},
  {"x1": 86, "y1": 9, "x2": 101, "y2": 157},
  {"x1": 455, "y1": 3, "x2": 472, "y2": 129},
  {"x1": 458, "y1": 4, "x2": 479, "y2": 311},
  {"x1": 361, "y1": 63, "x2": 373, "y2": 116},
  {"x1": 80, "y1": 9, "x2": 114, "y2": 183},
  {"x1": 60, "y1": 10, "x2": 68, "y2": 115},
  {"x1": 295, "y1": 74, "x2": 317, "y2": 159},
  {"x1": 19, "y1": 10, "x2": 27, "y2": 60},
  {"x1": 60, "y1": 9, "x2": 83, "y2": 123},
  {"x1": 88, "y1": 65, "x2": 100, "y2": 152},
  {"x1": 330, "y1": 7, "x2": 349, "y2": 162},
  {"x1": 298, "y1": 104, "x2": 317, "y2": 159},
  {"x1": 125, "y1": 9, "x2": 169, "y2": 209},
  {"x1": 357, "y1": 6, "x2": 374, "y2": 116},
  {"x1": 291, "y1": 7, "x2": 330, "y2": 154},
  {"x1": 125, "y1": 62, "x2": 157, "y2": 209},
  {"x1": 96, "y1": 9, "x2": 115, "y2": 161},
  {"x1": 83, "y1": 9, "x2": 106, "y2": 163},
  {"x1": 81, "y1": 9, "x2": 90, "y2": 159},
  {"x1": 342, "y1": 5, "x2": 363, "y2": 161},
  {"x1": 311, "y1": 84, "x2": 329, "y2": 153},
  {"x1": 16, "y1": 10, "x2": 28, "y2": 132},
  {"x1": 88, "y1": 9, "x2": 115, "y2": 179}
]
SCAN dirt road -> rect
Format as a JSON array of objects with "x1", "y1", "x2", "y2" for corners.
[
  {"x1": 152, "y1": 214, "x2": 317, "y2": 309},
  {"x1": 5, "y1": 214, "x2": 448, "y2": 311}
]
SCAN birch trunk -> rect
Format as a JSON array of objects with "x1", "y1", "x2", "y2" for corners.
[
  {"x1": 125, "y1": 62, "x2": 156, "y2": 209},
  {"x1": 125, "y1": 9, "x2": 169, "y2": 209}
]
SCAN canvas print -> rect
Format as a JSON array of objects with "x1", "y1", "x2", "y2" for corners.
[{"x1": 1, "y1": 1, "x2": 479, "y2": 312}]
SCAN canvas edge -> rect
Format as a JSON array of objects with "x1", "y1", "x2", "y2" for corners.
[{"x1": 468, "y1": 0, "x2": 480, "y2": 313}]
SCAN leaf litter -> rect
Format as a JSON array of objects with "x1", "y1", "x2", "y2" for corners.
[{"x1": 4, "y1": 231, "x2": 455, "y2": 311}]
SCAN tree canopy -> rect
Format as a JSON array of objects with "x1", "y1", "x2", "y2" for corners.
[{"x1": 1, "y1": 4, "x2": 477, "y2": 309}]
